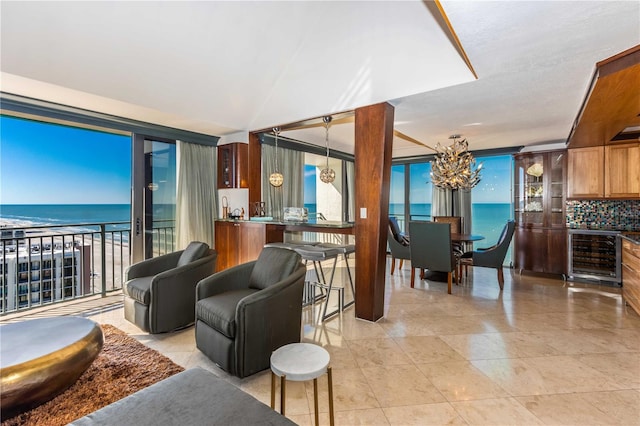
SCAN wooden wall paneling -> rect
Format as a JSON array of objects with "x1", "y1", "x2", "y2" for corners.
[
  {"x1": 214, "y1": 221, "x2": 237, "y2": 271},
  {"x1": 568, "y1": 46, "x2": 640, "y2": 148},
  {"x1": 354, "y1": 102, "x2": 394, "y2": 322},
  {"x1": 238, "y1": 222, "x2": 267, "y2": 264},
  {"x1": 248, "y1": 131, "x2": 262, "y2": 206}
]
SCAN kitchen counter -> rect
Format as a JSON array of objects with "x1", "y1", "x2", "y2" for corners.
[
  {"x1": 214, "y1": 219, "x2": 355, "y2": 271},
  {"x1": 217, "y1": 218, "x2": 355, "y2": 234},
  {"x1": 620, "y1": 233, "x2": 640, "y2": 245}
]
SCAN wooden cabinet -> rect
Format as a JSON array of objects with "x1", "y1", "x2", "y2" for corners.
[
  {"x1": 214, "y1": 221, "x2": 284, "y2": 271},
  {"x1": 568, "y1": 144, "x2": 640, "y2": 199},
  {"x1": 514, "y1": 227, "x2": 567, "y2": 275},
  {"x1": 605, "y1": 143, "x2": 640, "y2": 198},
  {"x1": 217, "y1": 143, "x2": 248, "y2": 189},
  {"x1": 567, "y1": 146, "x2": 604, "y2": 198},
  {"x1": 513, "y1": 150, "x2": 567, "y2": 275},
  {"x1": 622, "y1": 238, "x2": 640, "y2": 315}
]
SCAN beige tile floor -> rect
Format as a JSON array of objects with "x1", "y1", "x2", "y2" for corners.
[{"x1": 3, "y1": 259, "x2": 640, "y2": 425}]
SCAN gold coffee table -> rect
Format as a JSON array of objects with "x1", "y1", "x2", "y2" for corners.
[{"x1": 0, "y1": 316, "x2": 104, "y2": 416}]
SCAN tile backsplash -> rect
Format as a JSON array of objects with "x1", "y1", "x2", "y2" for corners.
[{"x1": 566, "y1": 200, "x2": 640, "y2": 231}]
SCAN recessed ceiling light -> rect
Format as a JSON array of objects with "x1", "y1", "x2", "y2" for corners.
[{"x1": 463, "y1": 122, "x2": 482, "y2": 127}]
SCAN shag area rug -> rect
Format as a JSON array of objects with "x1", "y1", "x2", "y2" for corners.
[{"x1": 2, "y1": 324, "x2": 185, "y2": 426}]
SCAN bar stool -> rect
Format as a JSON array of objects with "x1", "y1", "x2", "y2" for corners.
[
  {"x1": 270, "y1": 343, "x2": 334, "y2": 426},
  {"x1": 315, "y1": 242, "x2": 356, "y2": 310},
  {"x1": 294, "y1": 245, "x2": 344, "y2": 321}
]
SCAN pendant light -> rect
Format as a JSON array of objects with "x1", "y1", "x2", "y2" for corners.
[
  {"x1": 430, "y1": 135, "x2": 482, "y2": 190},
  {"x1": 269, "y1": 127, "x2": 284, "y2": 187},
  {"x1": 319, "y1": 116, "x2": 336, "y2": 184}
]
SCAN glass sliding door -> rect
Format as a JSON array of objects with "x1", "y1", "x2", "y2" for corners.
[
  {"x1": 389, "y1": 164, "x2": 406, "y2": 231},
  {"x1": 131, "y1": 135, "x2": 176, "y2": 262},
  {"x1": 471, "y1": 154, "x2": 514, "y2": 264},
  {"x1": 409, "y1": 162, "x2": 432, "y2": 222}
]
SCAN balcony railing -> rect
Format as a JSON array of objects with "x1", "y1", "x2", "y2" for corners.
[{"x1": 0, "y1": 221, "x2": 175, "y2": 315}]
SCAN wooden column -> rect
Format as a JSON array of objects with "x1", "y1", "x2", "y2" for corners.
[
  {"x1": 354, "y1": 102, "x2": 394, "y2": 321},
  {"x1": 248, "y1": 131, "x2": 262, "y2": 205}
]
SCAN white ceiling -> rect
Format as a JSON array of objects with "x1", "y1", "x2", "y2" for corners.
[{"x1": 1, "y1": 1, "x2": 639, "y2": 158}]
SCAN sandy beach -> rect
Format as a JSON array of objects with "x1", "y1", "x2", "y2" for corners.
[{"x1": 1, "y1": 217, "x2": 131, "y2": 296}]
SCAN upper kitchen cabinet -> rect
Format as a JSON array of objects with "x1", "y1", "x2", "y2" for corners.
[
  {"x1": 605, "y1": 143, "x2": 640, "y2": 198},
  {"x1": 567, "y1": 144, "x2": 640, "y2": 199},
  {"x1": 567, "y1": 146, "x2": 604, "y2": 198},
  {"x1": 217, "y1": 143, "x2": 248, "y2": 189}
]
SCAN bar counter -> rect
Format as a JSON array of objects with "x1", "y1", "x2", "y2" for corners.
[
  {"x1": 214, "y1": 219, "x2": 354, "y2": 271},
  {"x1": 217, "y1": 218, "x2": 355, "y2": 235}
]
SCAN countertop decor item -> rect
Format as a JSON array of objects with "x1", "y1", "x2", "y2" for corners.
[
  {"x1": 319, "y1": 116, "x2": 336, "y2": 184},
  {"x1": 269, "y1": 127, "x2": 284, "y2": 187}
]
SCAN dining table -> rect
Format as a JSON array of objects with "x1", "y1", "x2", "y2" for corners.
[
  {"x1": 421, "y1": 233, "x2": 485, "y2": 283},
  {"x1": 451, "y1": 233, "x2": 485, "y2": 244}
]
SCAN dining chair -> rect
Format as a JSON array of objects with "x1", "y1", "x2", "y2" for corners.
[
  {"x1": 432, "y1": 216, "x2": 462, "y2": 233},
  {"x1": 388, "y1": 217, "x2": 410, "y2": 274},
  {"x1": 433, "y1": 216, "x2": 465, "y2": 253},
  {"x1": 408, "y1": 221, "x2": 457, "y2": 294},
  {"x1": 459, "y1": 220, "x2": 516, "y2": 290}
]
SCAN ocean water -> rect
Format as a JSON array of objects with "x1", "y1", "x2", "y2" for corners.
[{"x1": 0, "y1": 204, "x2": 131, "y2": 226}]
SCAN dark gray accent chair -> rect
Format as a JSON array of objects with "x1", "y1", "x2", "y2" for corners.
[
  {"x1": 388, "y1": 217, "x2": 410, "y2": 274},
  {"x1": 195, "y1": 247, "x2": 306, "y2": 378},
  {"x1": 408, "y1": 221, "x2": 457, "y2": 294},
  {"x1": 123, "y1": 241, "x2": 217, "y2": 334},
  {"x1": 460, "y1": 220, "x2": 516, "y2": 290}
]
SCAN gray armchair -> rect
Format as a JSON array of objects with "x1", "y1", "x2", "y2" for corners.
[
  {"x1": 388, "y1": 217, "x2": 410, "y2": 274},
  {"x1": 195, "y1": 247, "x2": 306, "y2": 378},
  {"x1": 459, "y1": 220, "x2": 515, "y2": 290},
  {"x1": 123, "y1": 241, "x2": 217, "y2": 334}
]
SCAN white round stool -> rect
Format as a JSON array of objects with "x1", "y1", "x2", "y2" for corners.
[{"x1": 270, "y1": 343, "x2": 334, "y2": 426}]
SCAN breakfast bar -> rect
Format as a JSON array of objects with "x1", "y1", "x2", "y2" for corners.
[{"x1": 214, "y1": 219, "x2": 354, "y2": 271}]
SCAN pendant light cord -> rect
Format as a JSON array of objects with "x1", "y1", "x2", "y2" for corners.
[
  {"x1": 323, "y1": 116, "x2": 332, "y2": 168},
  {"x1": 273, "y1": 127, "x2": 280, "y2": 172}
]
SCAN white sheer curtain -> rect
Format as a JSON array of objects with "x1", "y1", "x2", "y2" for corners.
[
  {"x1": 262, "y1": 144, "x2": 304, "y2": 219},
  {"x1": 175, "y1": 140, "x2": 217, "y2": 248},
  {"x1": 346, "y1": 161, "x2": 355, "y2": 222},
  {"x1": 432, "y1": 186, "x2": 451, "y2": 216}
]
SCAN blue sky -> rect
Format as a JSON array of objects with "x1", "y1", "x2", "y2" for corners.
[
  {"x1": 1, "y1": 116, "x2": 131, "y2": 204},
  {"x1": 1, "y1": 115, "x2": 511, "y2": 206}
]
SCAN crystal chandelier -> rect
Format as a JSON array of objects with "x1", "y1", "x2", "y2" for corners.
[
  {"x1": 269, "y1": 127, "x2": 284, "y2": 187},
  {"x1": 319, "y1": 116, "x2": 336, "y2": 184},
  {"x1": 430, "y1": 135, "x2": 482, "y2": 190}
]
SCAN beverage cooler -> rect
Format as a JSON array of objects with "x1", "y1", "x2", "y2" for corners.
[{"x1": 568, "y1": 229, "x2": 622, "y2": 285}]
